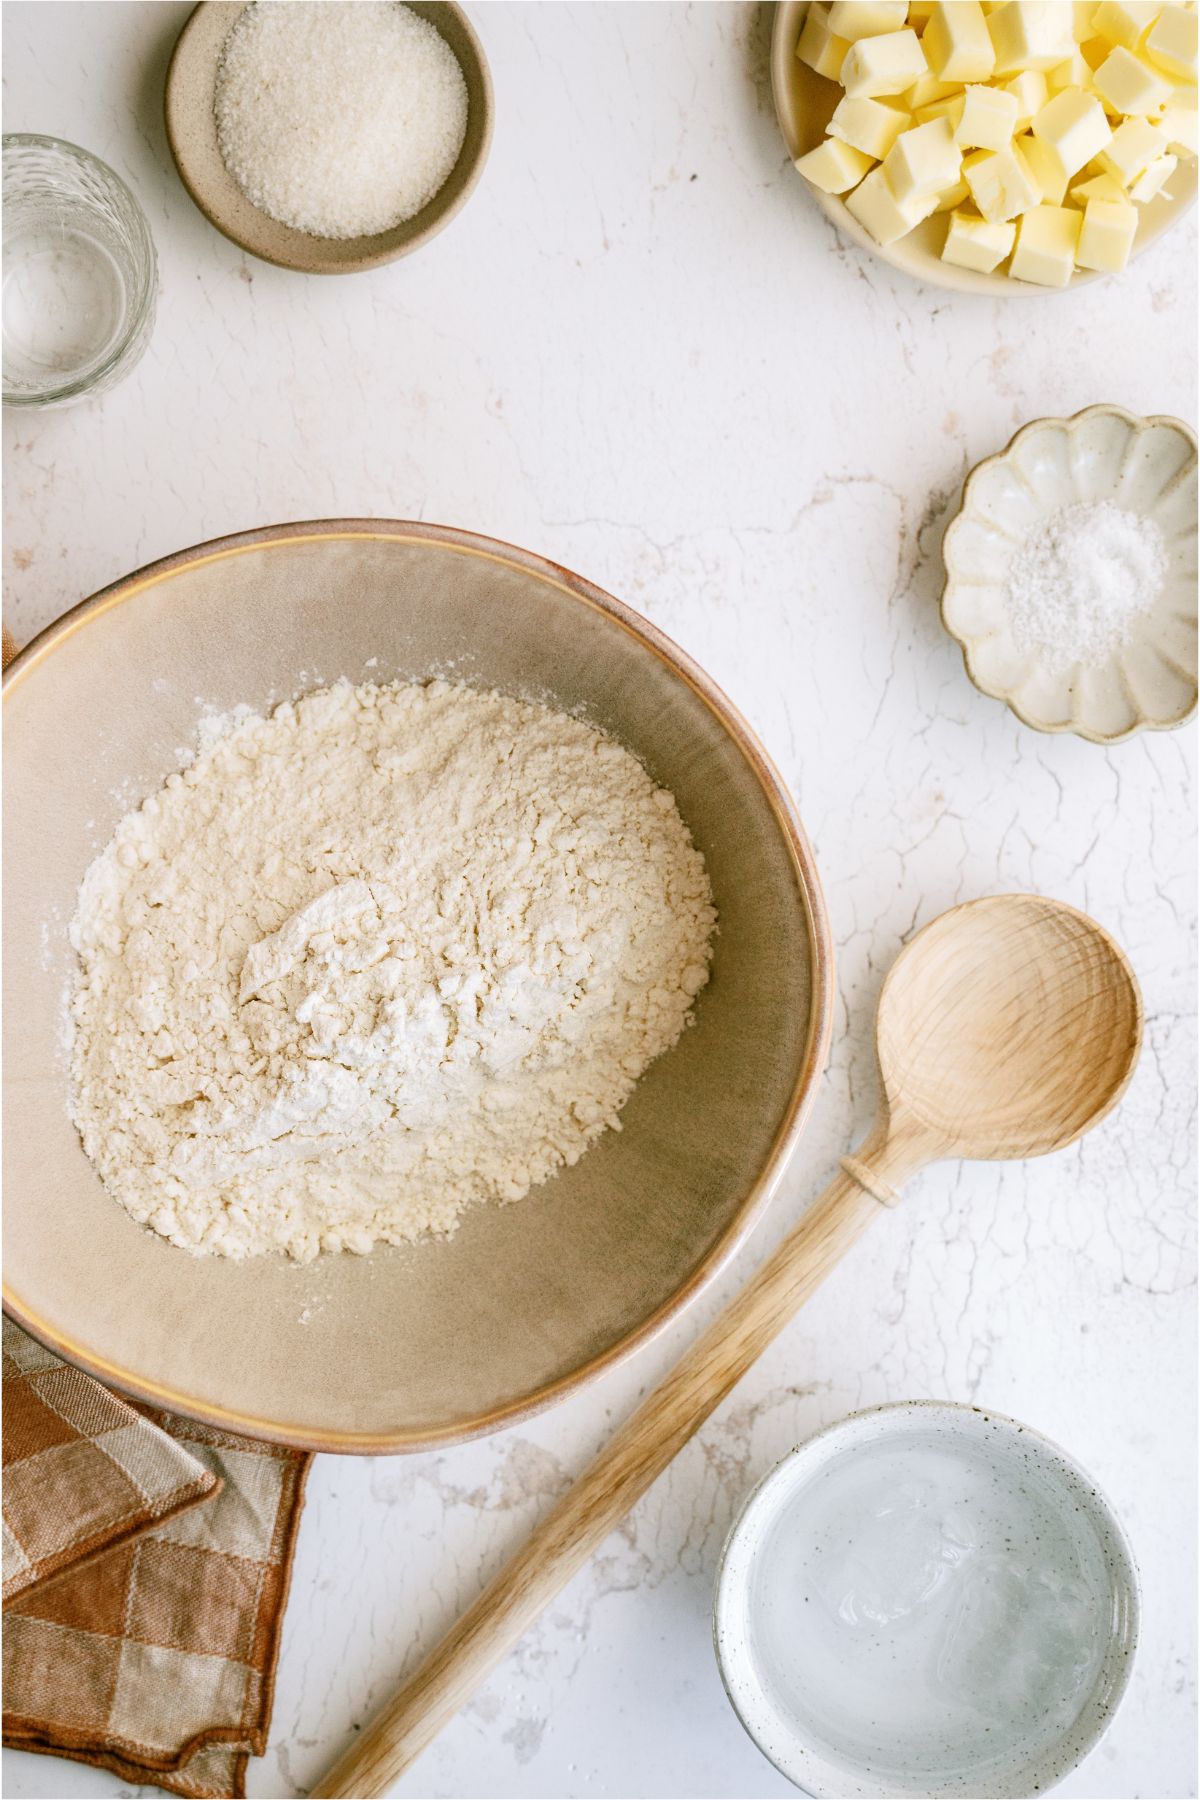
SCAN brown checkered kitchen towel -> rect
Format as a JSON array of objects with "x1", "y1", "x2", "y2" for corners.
[{"x1": 3, "y1": 1319, "x2": 311, "y2": 1798}]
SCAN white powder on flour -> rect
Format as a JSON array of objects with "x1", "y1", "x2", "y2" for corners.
[
  {"x1": 214, "y1": 2, "x2": 469, "y2": 239},
  {"x1": 68, "y1": 679, "x2": 715, "y2": 1263},
  {"x1": 1007, "y1": 500, "x2": 1167, "y2": 674}
]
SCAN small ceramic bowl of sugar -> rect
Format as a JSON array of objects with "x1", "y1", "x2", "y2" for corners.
[
  {"x1": 713, "y1": 1401, "x2": 1140, "y2": 1799},
  {"x1": 166, "y1": 1, "x2": 493, "y2": 273},
  {"x1": 941, "y1": 406, "x2": 1197, "y2": 745}
]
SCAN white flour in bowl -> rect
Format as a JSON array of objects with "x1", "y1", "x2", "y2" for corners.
[{"x1": 68, "y1": 679, "x2": 716, "y2": 1262}]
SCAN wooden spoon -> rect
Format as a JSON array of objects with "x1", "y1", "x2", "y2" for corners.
[{"x1": 313, "y1": 892, "x2": 1141, "y2": 1800}]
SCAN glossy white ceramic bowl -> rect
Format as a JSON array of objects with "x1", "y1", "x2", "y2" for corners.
[
  {"x1": 713, "y1": 1401, "x2": 1139, "y2": 1799},
  {"x1": 942, "y1": 407, "x2": 1197, "y2": 744}
]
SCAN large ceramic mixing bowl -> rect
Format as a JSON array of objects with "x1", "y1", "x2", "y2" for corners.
[{"x1": 3, "y1": 522, "x2": 832, "y2": 1452}]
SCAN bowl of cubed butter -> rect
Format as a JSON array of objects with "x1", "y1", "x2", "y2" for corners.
[{"x1": 771, "y1": 1, "x2": 1197, "y2": 292}]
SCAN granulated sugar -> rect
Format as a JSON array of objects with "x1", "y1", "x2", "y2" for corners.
[
  {"x1": 1007, "y1": 500, "x2": 1167, "y2": 674},
  {"x1": 215, "y1": 2, "x2": 468, "y2": 239}
]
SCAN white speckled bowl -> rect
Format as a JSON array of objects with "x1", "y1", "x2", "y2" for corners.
[
  {"x1": 942, "y1": 407, "x2": 1197, "y2": 744},
  {"x1": 713, "y1": 1401, "x2": 1140, "y2": 1799}
]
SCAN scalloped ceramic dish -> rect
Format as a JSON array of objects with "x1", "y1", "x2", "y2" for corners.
[
  {"x1": 942, "y1": 408, "x2": 1197, "y2": 744},
  {"x1": 770, "y1": 2, "x2": 1198, "y2": 297}
]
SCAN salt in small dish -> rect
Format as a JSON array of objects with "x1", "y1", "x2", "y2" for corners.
[
  {"x1": 713, "y1": 1400, "x2": 1139, "y2": 1799},
  {"x1": 942, "y1": 406, "x2": 1197, "y2": 745},
  {"x1": 165, "y1": 1, "x2": 493, "y2": 274}
]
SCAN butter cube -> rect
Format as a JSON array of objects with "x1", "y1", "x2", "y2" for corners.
[
  {"x1": 841, "y1": 28, "x2": 929, "y2": 95},
  {"x1": 1093, "y1": 45, "x2": 1174, "y2": 112},
  {"x1": 828, "y1": 1, "x2": 910, "y2": 39},
  {"x1": 942, "y1": 207, "x2": 1018, "y2": 265},
  {"x1": 1005, "y1": 68, "x2": 1051, "y2": 125},
  {"x1": 933, "y1": 172, "x2": 972, "y2": 209},
  {"x1": 844, "y1": 163, "x2": 940, "y2": 240},
  {"x1": 908, "y1": 0, "x2": 937, "y2": 20},
  {"x1": 1018, "y1": 128, "x2": 1072, "y2": 197},
  {"x1": 885, "y1": 114, "x2": 963, "y2": 195},
  {"x1": 916, "y1": 93, "x2": 967, "y2": 126},
  {"x1": 1129, "y1": 149, "x2": 1178, "y2": 195},
  {"x1": 1144, "y1": 7, "x2": 1198, "y2": 81},
  {"x1": 829, "y1": 94, "x2": 912, "y2": 157},
  {"x1": 1099, "y1": 115, "x2": 1170, "y2": 177},
  {"x1": 1009, "y1": 201, "x2": 1082, "y2": 281},
  {"x1": 1070, "y1": 167, "x2": 1130, "y2": 198},
  {"x1": 904, "y1": 69, "x2": 962, "y2": 106},
  {"x1": 957, "y1": 82, "x2": 1021, "y2": 146},
  {"x1": 963, "y1": 141, "x2": 1041, "y2": 217},
  {"x1": 988, "y1": 2, "x2": 1076, "y2": 74},
  {"x1": 1048, "y1": 49, "x2": 1095, "y2": 90},
  {"x1": 1089, "y1": 2, "x2": 1160, "y2": 50},
  {"x1": 794, "y1": 137, "x2": 878, "y2": 192},
  {"x1": 923, "y1": 1, "x2": 997, "y2": 78},
  {"x1": 797, "y1": 6, "x2": 850, "y2": 80},
  {"x1": 1032, "y1": 87, "x2": 1113, "y2": 173},
  {"x1": 1076, "y1": 194, "x2": 1139, "y2": 263},
  {"x1": 1161, "y1": 100, "x2": 1199, "y2": 157}
]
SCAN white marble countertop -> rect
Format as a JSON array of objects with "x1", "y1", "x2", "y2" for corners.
[{"x1": 3, "y1": 4, "x2": 1196, "y2": 1797}]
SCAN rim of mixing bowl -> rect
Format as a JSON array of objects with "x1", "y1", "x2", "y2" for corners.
[
  {"x1": 2, "y1": 518, "x2": 835, "y2": 1452},
  {"x1": 2, "y1": 133, "x2": 158, "y2": 408}
]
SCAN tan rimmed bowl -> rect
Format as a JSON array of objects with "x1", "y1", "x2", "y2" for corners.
[
  {"x1": 770, "y1": 2, "x2": 1197, "y2": 297},
  {"x1": 942, "y1": 406, "x2": 1197, "y2": 743},
  {"x1": 165, "y1": 2, "x2": 493, "y2": 273},
  {"x1": 3, "y1": 522, "x2": 833, "y2": 1453}
]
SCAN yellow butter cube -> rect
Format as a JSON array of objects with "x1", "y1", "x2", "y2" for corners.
[
  {"x1": 844, "y1": 163, "x2": 941, "y2": 239},
  {"x1": 1144, "y1": 7, "x2": 1198, "y2": 81},
  {"x1": 795, "y1": 137, "x2": 878, "y2": 193},
  {"x1": 1093, "y1": 45, "x2": 1174, "y2": 111},
  {"x1": 1005, "y1": 68, "x2": 1051, "y2": 125},
  {"x1": 988, "y1": 2, "x2": 1076, "y2": 75},
  {"x1": 1089, "y1": 1, "x2": 1160, "y2": 50},
  {"x1": 829, "y1": 94, "x2": 912, "y2": 157},
  {"x1": 1048, "y1": 49, "x2": 1095, "y2": 91},
  {"x1": 1099, "y1": 115, "x2": 1170, "y2": 177},
  {"x1": 916, "y1": 93, "x2": 967, "y2": 125},
  {"x1": 933, "y1": 172, "x2": 972, "y2": 209},
  {"x1": 1018, "y1": 129, "x2": 1072, "y2": 198},
  {"x1": 957, "y1": 82, "x2": 1021, "y2": 146},
  {"x1": 923, "y1": 1, "x2": 997, "y2": 78},
  {"x1": 1129, "y1": 149, "x2": 1178, "y2": 195},
  {"x1": 828, "y1": 2, "x2": 910, "y2": 40},
  {"x1": 963, "y1": 141, "x2": 1041, "y2": 217},
  {"x1": 841, "y1": 27, "x2": 929, "y2": 95},
  {"x1": 1009, "y1": 201, "x2": 1082, "y2": 281},
  {"x1": 1032, "y1": 87, "x2": 1113, "y2": 173},
  {"x1": 797, "y1": 6, "x2": 850, "y2": 80},
  {"x1": 1076, "y1": 194, "x2": 1140, "y2": 263},
  {"x1": 942, "y1": 207, "x2": 1018, "y2": 265},
  {"x1": 885, "y1": 115, "x2": 963, "y2": 195},
  {"x1": 904, "y1": 69, "x2": 962, "y2": 106},
  {"x1": 1070, "y1": 167, "x2": 1130, "y2": 198},
  {"x1": 1160, "y1": 100, "x2": 1199, "y2": 157}
]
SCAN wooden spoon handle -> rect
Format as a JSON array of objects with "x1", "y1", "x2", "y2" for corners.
[{"x1": 313, "y1": 1133, "x2": 926, "y2": 1799}]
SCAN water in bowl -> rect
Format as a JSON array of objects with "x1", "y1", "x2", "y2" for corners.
[
  {"x1": 3, "y1": 217, "x2": 127, "y2": 388},
  {"x1": 745, "y1": 1427, "x2": 1111, "y2": 1786}
]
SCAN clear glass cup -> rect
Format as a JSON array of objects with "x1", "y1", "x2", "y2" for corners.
[{"x1": 2, "y1": 134, "x2": 157, "y2": 408}]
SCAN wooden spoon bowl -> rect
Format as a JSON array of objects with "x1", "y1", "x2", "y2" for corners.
[{"x1": 877, "y1": 894, "x2": 1142, "y2": 1165}]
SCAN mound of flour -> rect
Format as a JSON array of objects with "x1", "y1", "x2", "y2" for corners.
[{"x1": 68, "y1": 679, "x2": 716, "y2": 1262}]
